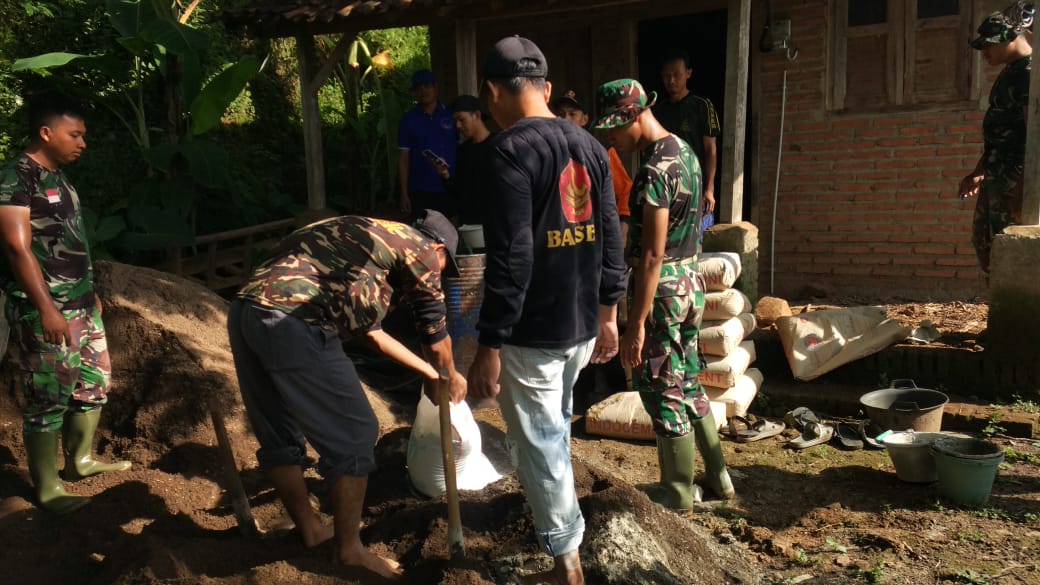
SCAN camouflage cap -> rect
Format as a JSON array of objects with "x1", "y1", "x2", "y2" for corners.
[
  {"x1": 592, "y1": 79, "x2": 657, "y2": 130},
  {"x1": 970, "y1": 4, "x2": 1034, "y2": 49}
]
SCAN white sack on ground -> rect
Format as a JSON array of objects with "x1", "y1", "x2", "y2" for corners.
[
  {"x1": 407, "y1": 394, "x2": 501, "y2": 497},
  {"x1": 703, "y1": 368, "x2": 764, "y2": 418},
  {"x1": 776, "y1": 306, "x2": 910, "y2": 381}
]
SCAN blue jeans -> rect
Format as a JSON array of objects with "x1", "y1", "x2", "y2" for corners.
[{"x1": 497, "y1": 338, "x2": 596, "y2": 557}]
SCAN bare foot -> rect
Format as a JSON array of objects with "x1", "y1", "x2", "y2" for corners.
[
  {"x1": 300, "y1": 521, "x2": 334, "y2": 548},
  {"x1": 339, "y1": 544, "x2": 404, "y2": 580}
]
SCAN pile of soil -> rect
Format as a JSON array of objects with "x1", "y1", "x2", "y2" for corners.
[{"x1": 0, "y1": 262, "x2": 765, "y2": 585}]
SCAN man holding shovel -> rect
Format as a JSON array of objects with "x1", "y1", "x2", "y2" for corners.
[
  {"x1": 467, "y1": 36, "x2": 626, "y2": 585},
  {"x1": 228, "y1": 210, "x2": 466, "y2": 579}
]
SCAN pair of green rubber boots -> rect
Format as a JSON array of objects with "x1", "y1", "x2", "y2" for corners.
[
  {"x1": 23, "y1": 408, "x2": 131, "y2": 515},
  {"x1": 651, "y1": 411, "x2": 736, "y2": 510}
]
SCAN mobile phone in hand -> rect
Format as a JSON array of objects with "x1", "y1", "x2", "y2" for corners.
[{"x1": 422, "y1": 149, "x2": 448, "y2": 169}]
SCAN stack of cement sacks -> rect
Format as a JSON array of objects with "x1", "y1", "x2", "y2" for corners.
[{"x1": 698, "y1": 252, "x2": 763, "y2": 420}]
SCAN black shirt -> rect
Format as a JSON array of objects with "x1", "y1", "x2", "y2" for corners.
[
  {"x1": 450, "y1": 135, "x2": 495, "y2": 226},
  {"x1": 477, "y1": 117, "x2": 626, "y2": 349},
  {"x1": 652, "y1": 93, "x2": 720, "y2": 169}
]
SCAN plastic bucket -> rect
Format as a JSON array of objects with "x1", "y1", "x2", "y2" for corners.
[
  {"x1": 931, "y1": 437, "x2": 1004, "y2": 506},
  {"x1": 443, "y1": 254, "x2": 485, "y2": 373},
  {"x1": 859, "y1": 379, "x2": 948, "y2": 432},
  {"x1": 881, "y1": 431, "x2": 944, "y2": 483},
  {"x1": 457, "y1": 224, "x2": 485, "y2": 252}
]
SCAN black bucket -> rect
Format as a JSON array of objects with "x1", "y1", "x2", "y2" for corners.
[{"x1": 859, "y1": 379, "x2": 948, "y2": 432}]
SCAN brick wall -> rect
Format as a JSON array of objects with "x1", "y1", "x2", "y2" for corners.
[{"x1": 754, "y1": 0, "x2": 1004, "y2": 301}]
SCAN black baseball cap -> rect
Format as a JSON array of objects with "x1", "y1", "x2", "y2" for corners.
[
  {"x1": 413, "y1": 209, "x2": 460, "y2": 276},
  {"x1": 481, "y1": 36, "x2": 548, "y2": 80},
  {"x1": 451, "y1": 94, "x2": 481, "y2": 113},
  {"x1": 551, "y1": 90, "x2": 586, "y2": 114}
]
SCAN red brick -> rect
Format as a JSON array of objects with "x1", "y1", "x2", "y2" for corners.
[
  {"x1": 936, "y1": 257, "x2": 979, "y2": 267},
  {"x1": 856, "y1": 129, "x2": 896, "y2": 139},
  {"x1": 946, "y1": 125, "x2": 981, "y2": 134},
  {"x1": 899, "y1": 170, "x2": 941, "y2": 180},
  {"x1": 914, "y1": 243, "x2": 955, "y2": 254},
  {"x1": 873, "y1": 267, "x2": 914, "y2": 277},
  {"x1": 833, "y1": 266, "x2": 873, "y2": 275},
  {"x1": 915, "y1": 112, "x2": 963, "y2": 124},
  {"x1": 899, "y1": 127, "x2": 938, "y2": 136},
  {"x1": 936, "y1": 146, "x2": 981, "y2": 156},
  {"x1": 893, "y1": 256, "x2": 932, "y2": 265},
  {"x1": 915, "y1": 268, "x2": 957, "y2": 278},
  {"x1": 957, "y1": 269, "x2": 983, "y2": 280},
  {"x1": 889, "y1": 234, "x2": 931, "y2": 243},
  {"x1": 962, "y1": 112, "x2": 985, "y2": 121},
  {"x1": 878, "y1": 138, "x2": 918, "y2": 148},
  {"x1": 830, "y1": 118, "x2": 872, "y2": 129},
  {"x1": 852, "y1": 256, "x2": 892, "y2": 265}
]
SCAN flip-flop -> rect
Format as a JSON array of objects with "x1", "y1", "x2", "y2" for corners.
[
  {"x1": 859, "y1": 419, "x2": 886, "y2": 450},
  {"x1": 784, "y1": 407, "x2": 821, "y2": 432},
  {"x1": 786, "y1": 421, "x2": 835, "y2": 449},
  {"x1": 727, "y1": 416, "x2": 786, "y2": 443},
  {"x1": 833, "y1": 422, "x2": 864, "y2": 450}
]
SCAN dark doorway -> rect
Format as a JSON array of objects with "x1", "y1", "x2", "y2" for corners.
[{"x1": 638, "y1": 10, "x2": 752, "y2": 221}]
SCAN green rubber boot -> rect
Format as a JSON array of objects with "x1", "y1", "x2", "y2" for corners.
[
  {"x1": 62, "y1": 409, "x2": 131, "y2": 481},
  {"x1": 24, "y1": 430, "x2": 90, "y2": 515},
  {"x1": 647, "y1": 433, "x2": 699, "y2": 510},
  {"x1": 693, "y1": 411, "x2": 736, "y2": 499}
]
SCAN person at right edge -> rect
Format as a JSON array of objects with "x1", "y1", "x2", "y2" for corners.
[
  {"x1": 595, "y1": 79, "x2": 735, "y2": 510},
  {"x1": 959, "y1": 3, "x2": 1033, "y2": 276},
  {"x1": 467, "y1": 36, "x2": 626, "y2": 585}
]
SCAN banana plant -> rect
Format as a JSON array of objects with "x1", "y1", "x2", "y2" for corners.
[{"x1": 12, "y1": 0, "x2": 261, "y2": 251}]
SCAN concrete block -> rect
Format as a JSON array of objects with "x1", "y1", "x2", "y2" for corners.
[
  {"x1": 987, "y1": 228, "x2": 1040, "y2": 366},
  {"x1": 703, "y1": 222, "x2": 759, "y2": 302}
]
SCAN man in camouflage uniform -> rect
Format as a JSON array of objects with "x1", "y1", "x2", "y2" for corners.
[
  {"x1": 0, "y1": 93, "x2": 130, "y2": 516},
  {"x1": 959, "y1": 4, "x2": 1033, "y2": 273},
  {"x1": 228, "y1": 209, "x2": 465, "y2": 580},
  {"x1": 595, "y1": 79, "x2": 734, "y2": 510}
]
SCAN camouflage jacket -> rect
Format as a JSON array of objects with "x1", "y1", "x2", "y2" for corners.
[
  {"x1": 629, "y1": 134, "x2": 702, "y2": 263},
  {"x1": 0, "y1": 154, "x2": 95, "y2": 310},
  {"x1": 982, "y1": 55, "x2": 1030, "y2": 180},
  {"x1": 238, "y1": 216, "x2": 448, "y2": 344}
]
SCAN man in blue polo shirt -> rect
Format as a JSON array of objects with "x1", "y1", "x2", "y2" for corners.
[{"x1": 397, "y1": 69, "x2": 458, "y2": 219}]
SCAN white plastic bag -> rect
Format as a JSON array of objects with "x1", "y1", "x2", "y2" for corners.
[{"x1": 407, "y1": 394, "x2": 501, "y2": 498}]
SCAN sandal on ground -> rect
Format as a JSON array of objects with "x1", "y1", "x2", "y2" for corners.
[
  {"x1": 832, "y1": 422, "x2": 864, "y2": 450},
  {"x1": 726, "y1": 416, "x2": 786, "y2": 443},
  {"x1": 786, "y1": 421, "x2": 835, "y2": 450},
  {"x1": 858, "y1": 419, "x2": 886, "y2": 450},
  {"x1": 784, "y1": 407, "x2": 821, "y2": 432}
]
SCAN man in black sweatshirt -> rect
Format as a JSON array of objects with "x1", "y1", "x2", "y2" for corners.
[{"x1": 467, "y1": 36, "x2": 626, "y2": 585}]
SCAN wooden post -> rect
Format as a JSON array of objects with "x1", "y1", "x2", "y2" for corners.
[
  {"x1": 720, "y1": 0, "x2": 751, "y2": 224},
  {"x1": 455, "y1": 19, "x2": 478, "y2": 96},
  {"x1": 296, "y1": 35, "x2": 326, "y2": 211},
  {"x1": 1023, "y1": 45, "x2": 1040, "y2": 226}
]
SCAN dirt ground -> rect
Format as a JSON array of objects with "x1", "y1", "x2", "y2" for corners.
[{"x1": 0, "y1": 264, "x2": 1036, "y2": 585}]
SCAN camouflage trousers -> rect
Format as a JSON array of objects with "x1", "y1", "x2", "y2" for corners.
[
  {"x1": 632, "y1": 258, "x2": 708, "y2": 438},
  {"x1": 8, "y1": 302, "x2": 111, "y2": 432},
  {"x1": 972, "y1": 173, "x2": 1023, "y2": 273}
]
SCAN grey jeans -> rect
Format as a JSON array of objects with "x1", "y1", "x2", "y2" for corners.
[{"x1": 228, "y1": 299, "x2": 378, "y2": 482}]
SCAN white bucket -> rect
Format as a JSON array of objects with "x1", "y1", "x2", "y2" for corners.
[
  {"x1": 881, "y1": 431, "x2": 944, "y2": 483},
  {"x1": 458, "y1": 224, "x2": 484, "y2": 251}
]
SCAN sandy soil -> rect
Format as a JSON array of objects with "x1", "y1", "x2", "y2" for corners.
[{"x1": 0, "y1": 264, "x2": 1034, "y2": 585}]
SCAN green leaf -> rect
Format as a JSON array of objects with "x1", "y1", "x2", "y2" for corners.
[
  {"x1": 143, "y1": 143, "x2": 179, "y2": 173},
  {"x1": 116, "y1": 35, "x2": 154, "y2": 57},
  {"x1": 122, "y1": 205, "x2": 194, "y2": 249},
  {"x1": 12, "y1": 52, "x2": 88, "y2": 71},
  {"x1": 138, "y1": 18, "x2": 209, "y2": 55},
  {"x1": 107, "y1": 0, "x2": 159, "y2": 38},
  {"x1": 188, "y1": 56, "x2": 260, "y2": 136},
  {"x1": 179, "y1": 52, "x2": 203, "y2": 108}
]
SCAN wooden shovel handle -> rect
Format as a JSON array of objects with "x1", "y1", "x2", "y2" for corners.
[{"x1": 437, "y1": 369, "x2": 465, "y2": 559}]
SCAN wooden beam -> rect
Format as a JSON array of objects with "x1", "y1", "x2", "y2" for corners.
[
  {"x1": 1023, "y1": 42, "x2": 1040, "y2": 226},
  {"x1": 308, "y1": 33, "x2": 356, "y2": 95},
  {"x1": 720, "y1": 0, "x2": 750, "y2": 224},
  {"x1": 296, "y1": 35, "x2": 327, "y2": 211},
  {"x1": 455, "y1": 19, "x2": 478, "y2": 96}
]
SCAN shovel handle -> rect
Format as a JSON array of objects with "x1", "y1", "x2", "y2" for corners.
[{"x1": 437, "y1": 368, "x2": 465, "y2": 559}]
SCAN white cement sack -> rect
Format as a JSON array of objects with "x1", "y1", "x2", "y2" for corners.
[
  {"x1": 704, "y1": 289, "x2": 752, "y2": 321},
  {"x1": 776, "y1": 306, "x2": 910, "y2": 382},
  {"x1": 699, "y1": 340, "x2": 756, "y2": 388},
  {"x1": 700, "y1": 313, "x2": 757, "y2": 357},
  {"x1": 407, "y1": 394, "x2": 501, "y2": 498},
  {"x1": 699, "y1": 252, "x2": 742, "y2": 291},
  {"x1": 704, "y1": 368, "x2": 764, "y2": 418},
  {"x1": 585, "y1": 391, "x2": 725, "y2": 440}
]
